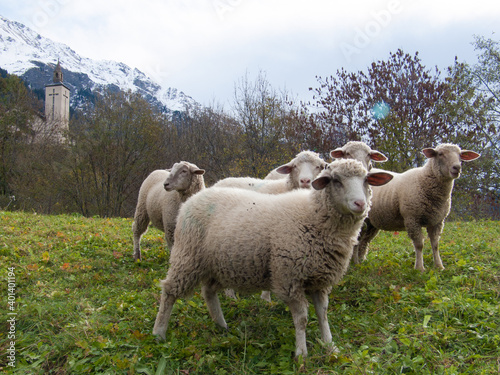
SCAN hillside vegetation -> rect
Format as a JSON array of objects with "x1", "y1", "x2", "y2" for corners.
[{"x1": 0, "y1": 211, "x2": 499, "y2": 374}]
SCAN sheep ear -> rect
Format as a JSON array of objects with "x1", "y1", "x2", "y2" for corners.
[
  {"x1": 193, "y1": 169, "x2": 205, "y2": 175},
  {"x1": 369, "y1": 151, "x2": 388, "y2": 162},
  {"x1": 460, "y1": 150, "x2": 480, "y2": 162},
  {"x1": 330, "y1": 149, "x2": 345, "y2": 159},
  {"x1": 276, "y1": 164, "x2": 293, "y2": 175},
  {"x1": 422, "y1": 148, "x2": 437, "y2": 158},
  {"x1": 367, "y1": 172, "x2": 393, "y2": 186},
  {"x1": 312, "y1": 176, "x2": 331, "y2": 190}
]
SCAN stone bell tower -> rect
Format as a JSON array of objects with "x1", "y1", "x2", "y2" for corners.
[{"x1": 44, "y1": 60, "x2": 70, "y2": 132}]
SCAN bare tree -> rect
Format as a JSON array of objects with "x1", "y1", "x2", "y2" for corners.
[{"x1": 65, "y1": 90, "x2": 170, "y2": 217}]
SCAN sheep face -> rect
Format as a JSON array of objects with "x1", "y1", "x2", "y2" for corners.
[
  {"x1": 312, "y1": 160, "x2": 393, "y2": 216},
  {"x1": 275, "y1": 151, "x2": 326, "y2": 189},
  {"x1": 422, "y1": 144, "x2": 480, "y2": 180},
  {"x1": 164, "y1": 162, "x2": 205, "y2": 192},
  {"x1": 330, "y1": 141, "x2": 388, "y2": 170}
]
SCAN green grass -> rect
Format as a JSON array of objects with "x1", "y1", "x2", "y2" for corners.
[{"x1": 0, "y1": 211, "x2": 499, "y2": 374}]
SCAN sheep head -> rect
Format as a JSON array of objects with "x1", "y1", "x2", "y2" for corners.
[
  {"x1": 164, "y1": 161, "x2": 205, "y2": 192},
  {"x1": 330, "y1": 141, "x2": 388, "y2": 170},
  {"x1": 312, "y1": 160, "x2": 393, "y2": 216},
  {"x1": 422, "y1": 144, "x2": 480, "y2": 180},
  {"x1": 275, "y1": 150, "x2": 327, "y2": 189}
]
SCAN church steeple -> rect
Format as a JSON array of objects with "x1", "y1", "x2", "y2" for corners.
[
  {"x1": 53, "y1": 60, "x2": 63, "y2": 83},
  {"x1": 44, "y1": 60, "x2": 70, "y2": 139}
]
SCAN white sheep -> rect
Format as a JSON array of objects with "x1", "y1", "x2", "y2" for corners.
[
  {"x1": 330, "y1": 141, "x2": 388, "y2": 170},
  {"x1": 132, "y1": 161, "x2": 205, "y2": 261},
  {"x1": 152, "y1": 159, "x2": 393, "y2": 358},
  {"x1": 352, "y1": 144, "x2": 480, "y2": 271},
  {"x1": 260, "y1": 150, "x2": 327, "y2": 187},
  {"x1": 215, "y1": 150, "x2": 326, "y2": 301}
]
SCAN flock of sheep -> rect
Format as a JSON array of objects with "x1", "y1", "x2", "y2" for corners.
[{"x1": 132, "y1": 141, "x2": 480, "y2": 358}]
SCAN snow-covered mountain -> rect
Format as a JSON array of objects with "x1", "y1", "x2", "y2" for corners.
[{"x1": 0, "y1": 15, "x2": 198, "y2": 114}]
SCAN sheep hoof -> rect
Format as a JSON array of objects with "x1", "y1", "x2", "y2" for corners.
[
  {"x1": 326, "y1": 343, "x2": 340, "y2": 355},
  {"x1": 260, "y1": 291, "x2": 271, "y2": 302},
  {"x1": 153, "y1": 332, "x2": 166, "y2": 341},
  {"x1": 224, "y1": 289, "x2": 237, "y2": 299}
]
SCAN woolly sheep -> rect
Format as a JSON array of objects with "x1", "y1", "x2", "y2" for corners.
[
  {"x1": 152, "y1": 160, "x2": 393, "y2": 357},
  {"x1": 352, "y1": 144, "x2": 480, "y2": 271},
  {"x1": 132, "y1": 161, "x2": 205, "y2": 261},
  {"x1": 330, "y1": 141, "x2": 388, "y2": 170},
  {"x1": 261, "y1": 150, "x2": 327, "y2": 187},
  {"x1": 259, "y1": 143, "x2": 387, "y2": 301},
  {"x1": 215, "y1": 150, "x2": 326, "y2": 301}
]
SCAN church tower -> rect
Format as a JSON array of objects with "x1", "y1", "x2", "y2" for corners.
[{"x1": 44, "y1": 60, "x2": 70, "y2": 132}]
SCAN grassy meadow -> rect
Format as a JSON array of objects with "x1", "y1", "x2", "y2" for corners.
[{"x1": 0, "y1": 210, "x2": 499, "y2": 374}]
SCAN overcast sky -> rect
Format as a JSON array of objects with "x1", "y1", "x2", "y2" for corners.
[{"x1": 1, "y1": 0, "x2": 499, "y2": 107}]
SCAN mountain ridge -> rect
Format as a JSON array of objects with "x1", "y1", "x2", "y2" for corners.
[{"x1": 0, "y1": 15, "x2": 199, "y2": 114}]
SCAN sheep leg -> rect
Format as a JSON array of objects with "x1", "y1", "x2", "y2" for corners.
[
  {"x1": 354, "y1": 219, "x2": 379, "y2": 263},
  {"x1": 164, "y1": 221, "x2": 175, "y2": 250},
  {"x1": 311, "y1": 289, "x2": 338, "y2": 353},
  {"x1": 406, "y1": 221, "x2": 425, "y2": 271},
  {"x1": 427, "y1": 223, "x2": 445, "y2": 270},
  {"x1": 153, "y1": 264, "x2": 201, "y2": 339},
  {"x1": 152, "y1": 290, "x2": 177, "y2": 340},
  {"x1": 286, "y1": 297, "x2": 309, "y2": 358},
  {"x1": 201, "y1": 283, "x2": 228, "y2": 329},
  {"x1": 132, "y1": 211, "x2": 150, "y2": 261}
]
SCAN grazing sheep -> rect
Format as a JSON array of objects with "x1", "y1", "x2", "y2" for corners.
[
  {"x1": 132, "y1": 161, "x2": 205, "y2": 261},
  {"x1": 152, "y1": 160, "x2": 393, "y2": 358},
  {"x1": 352, "y1": 144, "x2": 480, "y2": 271},
  {"x1": 261, "y1": 150, "x2": 327, "y2": 187},
  {"x1": 330, "y1": 141, "x2": 388, "y2": 170}
]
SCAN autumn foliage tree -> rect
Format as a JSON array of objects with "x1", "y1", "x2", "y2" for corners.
[
  {"x1": 310, "y1": 50, "x2": 455, "y2": 171},
  {"x1": 443, "y1": 37, "x2": 500, "y2": 219}
]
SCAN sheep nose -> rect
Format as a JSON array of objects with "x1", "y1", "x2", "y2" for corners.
[
  {"x1": 353, "y1": 200, "x2": 366, "y2": 212},
  {"x1": 164, "y1": 182, "x2": 170, "y2": 189},
  {"x1": 300, "y1": 178, "x2": 311, "y2": 185},
  {"x1": 451, "y1": 165, "x2": 461, "y2": 177}
]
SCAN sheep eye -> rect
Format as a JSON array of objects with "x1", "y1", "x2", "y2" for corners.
[{"x1": 331, "y1": 178, "x2": 342, "y2": 186}]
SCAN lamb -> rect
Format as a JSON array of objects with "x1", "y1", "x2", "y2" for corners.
[
  {"x1": 132, "y1": 161, "x2": 205, "y2": 261},
  {"x1": 152, "y1": 159, "x2": 393, "y2": 358},
  {"x1": 330, "y1": 141, "x2": 388, "y2": 170},
  {"x1": 352, "y1": 144, "x2": 480, "y2": 271}
]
